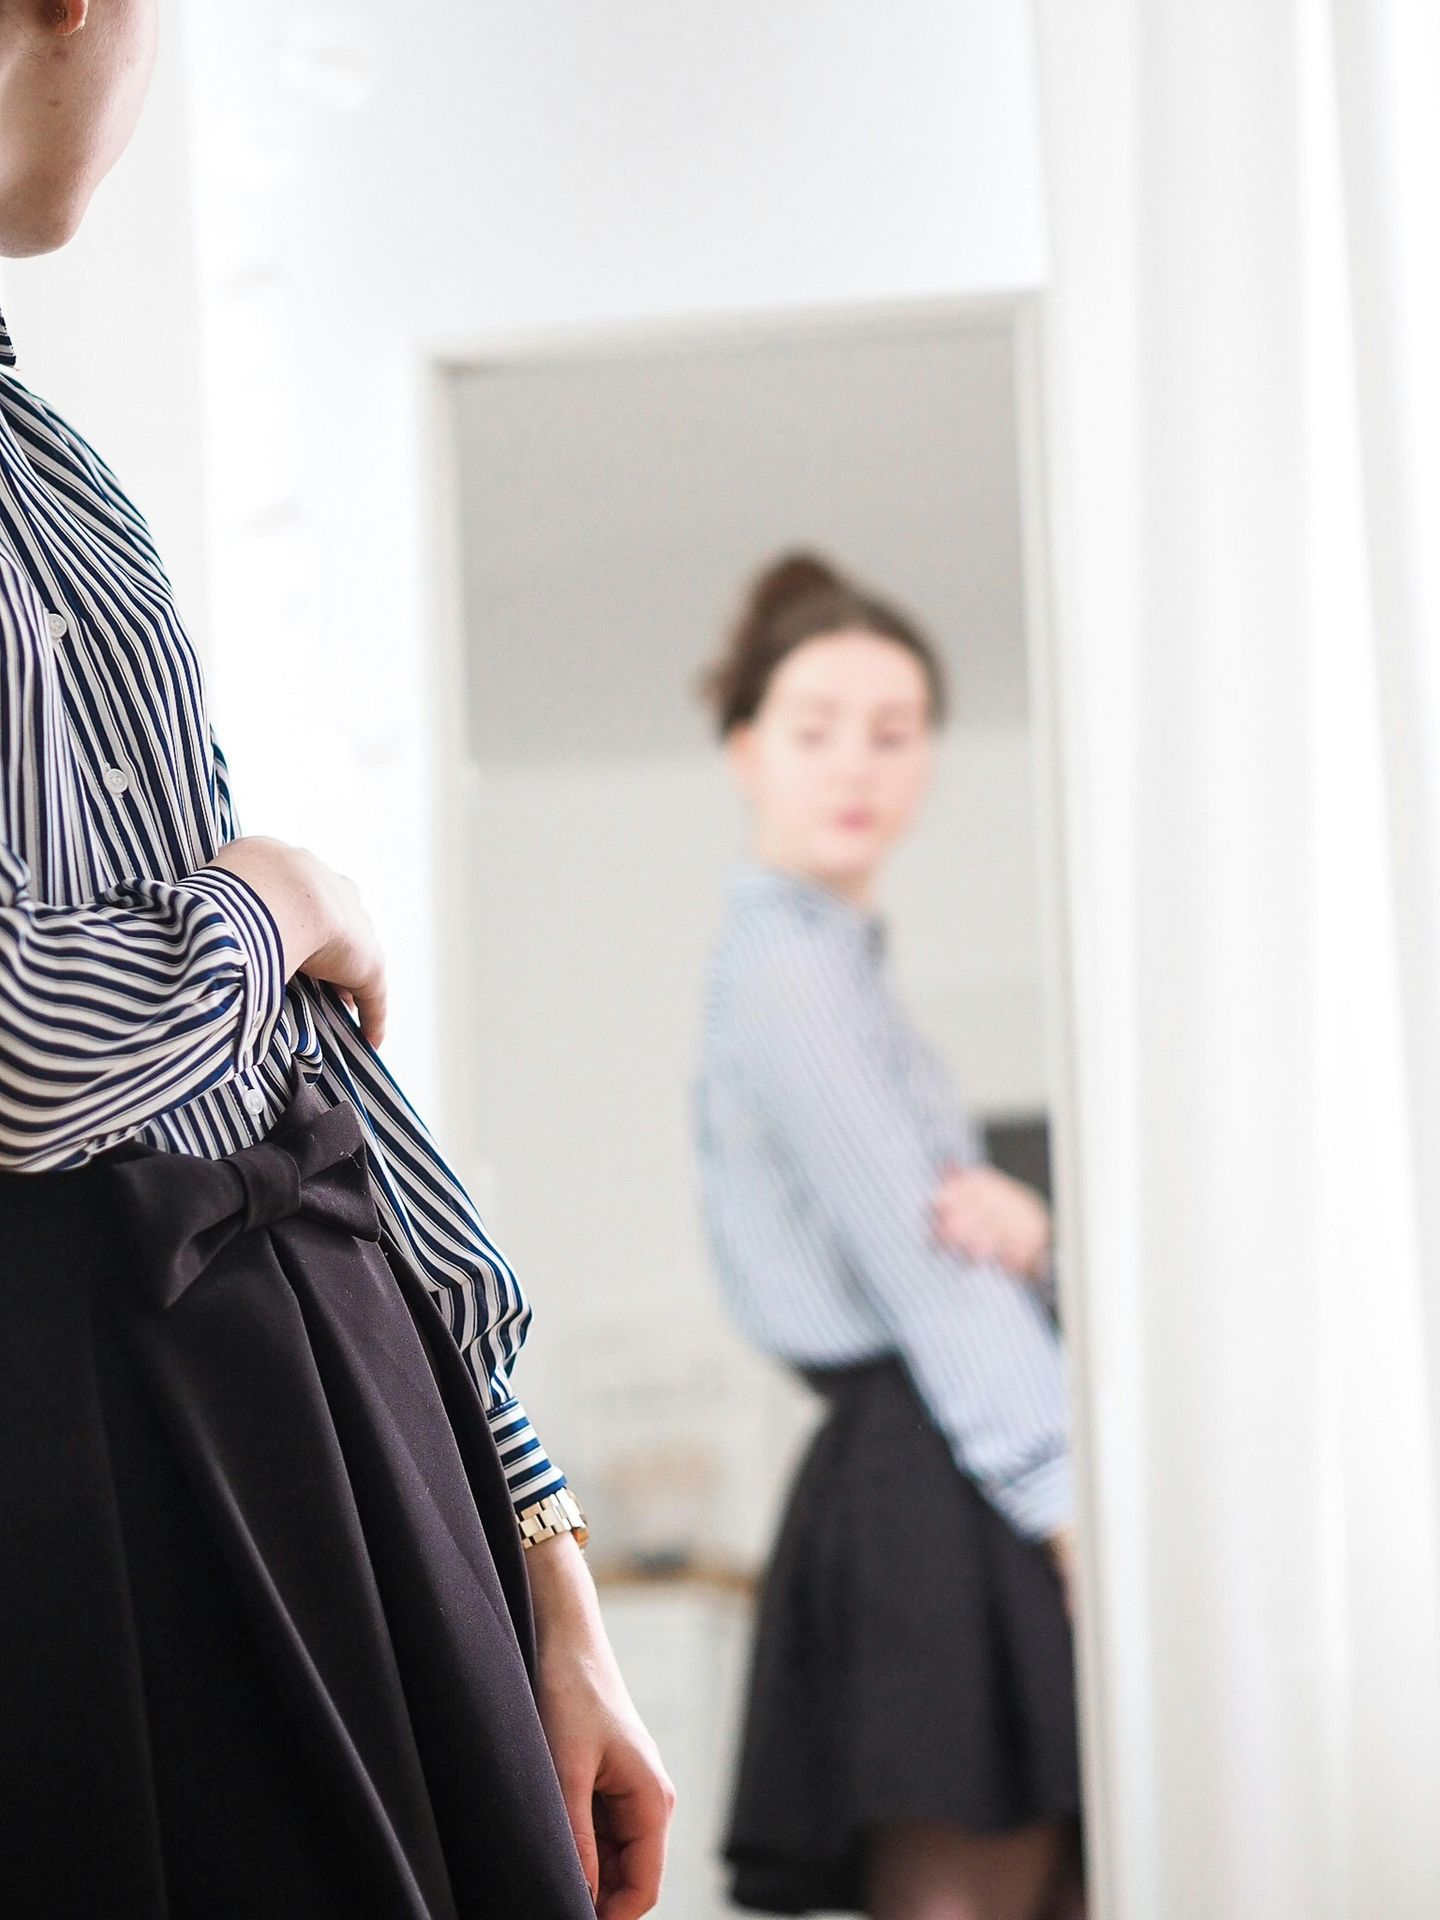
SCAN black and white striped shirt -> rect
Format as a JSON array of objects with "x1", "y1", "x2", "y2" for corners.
[
  {"x1": 696, "y1": 864, "x2": 1072, "y2": 1540},
  {"x1": 0, "y1": 309, "x2": 563, "y2": 1517}
]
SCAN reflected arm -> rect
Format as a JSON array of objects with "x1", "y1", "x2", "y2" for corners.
[{"x1": 731, "y1": 919, "x2": 1073, "y2": 1541}]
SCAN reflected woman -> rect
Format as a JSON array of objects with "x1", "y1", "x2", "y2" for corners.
[{"x1": 695, "y1": 555, "x2": 1082, "y2": 1920}]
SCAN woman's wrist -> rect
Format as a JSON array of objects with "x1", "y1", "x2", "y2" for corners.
[
  {"x1": 208, "y1": 837, "x2": 334, "y2": 980},
  {"x1": 526, "y1": 1530, "x2": 598, "y2": 1631},
  {"x1": 526, "y1": 1533, "x2": 625, "y2": 1677}
]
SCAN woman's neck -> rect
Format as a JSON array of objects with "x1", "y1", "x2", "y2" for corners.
[{"x1": 750, "y1": 848, "x2": 879, "y2": 913}]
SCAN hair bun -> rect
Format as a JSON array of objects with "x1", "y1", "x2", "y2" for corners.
[{"x1": 745, "y1": 551, "x2": 845, "y2": 624}]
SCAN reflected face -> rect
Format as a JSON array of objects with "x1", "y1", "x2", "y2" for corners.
[
  {"x1": 727, "y1": 629, "x2": 936, "y2": 895},
  {"x1": 0, "y1": 0, "x2": 158, "y2": 257}
]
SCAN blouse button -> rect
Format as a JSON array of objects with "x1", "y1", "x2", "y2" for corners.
[
  {"x1": 103, "y1": 765, "x2": 131, "y2": 795},
  {"x1": 243, "y1": 1089, "x2": 267, "y2": 1116},
  {"x1": 46, "y1": 610, "x2": 68, "y2": 640}
]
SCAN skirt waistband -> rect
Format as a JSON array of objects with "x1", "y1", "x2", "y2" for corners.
[{"x1": 797, "y1": 1354, "x2": 903, "y2": 1401}]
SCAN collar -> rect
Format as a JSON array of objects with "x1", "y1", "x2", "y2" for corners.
[
  {"x1": 0, "y1": 304, "x2": 13, "y2": 369},
  {"x1": 728, "y1": 861, "x2": 887, "y2": 957}
]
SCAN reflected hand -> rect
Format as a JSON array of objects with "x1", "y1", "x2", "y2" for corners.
[
  {"x1": 932, "y1": 1165, "x2": 1052, "y2": 1279},
  {"x1": 1048, "y1": 1527, "x2": 1078, "y2": 1617},
  {"x1": 529, "y1": 1535, "x2": 676, "y2": 1917}
]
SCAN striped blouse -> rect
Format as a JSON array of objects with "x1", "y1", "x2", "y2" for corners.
[
  {"x1": 695, "y1": 863, "x2": 1072, "y2": 1540},
  {"x1": 0, "y1": 307, "x2": 563, "y2": 1518}
]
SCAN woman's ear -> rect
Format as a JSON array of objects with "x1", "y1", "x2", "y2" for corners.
[{"x1": 724, "y1": 724, "x2": 759, "y2": 800}]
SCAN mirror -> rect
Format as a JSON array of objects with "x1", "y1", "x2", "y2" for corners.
[{"x1": 430, "y1": 296, "x2": 1065, "y2": 1914}]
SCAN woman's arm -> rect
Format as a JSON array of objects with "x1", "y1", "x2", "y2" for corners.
[
  {"x1": 0, "y1": 563, "x2": 386, "y2": 1167},
  {"x1": 527, "y1": 1534, "x2": 675, "y2": 1920},
  {"x1": 0, "y1": 563, "x2": 284, "y2": 1164},
  {"x1": 0, "y1": 836, "x2": 283, "y2": 1167},
  {"x1": 731, "y1": 919, "x2": 1074, "y2": 1543}
]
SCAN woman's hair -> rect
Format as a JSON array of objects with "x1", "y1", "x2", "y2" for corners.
[{"x1": 701, "y1": 551, "x2": 948, "y2": 737}]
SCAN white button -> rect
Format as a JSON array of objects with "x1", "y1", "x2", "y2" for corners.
[
  {"x1": 46, "y1": 610, "x2": 68, "y2": 640},
  {"x1": 243, "y1": 1089, "x2": 267, "y2": 1115},
  {"x1": 103, "y1": 765, "x2": 131, "y2": 795}
]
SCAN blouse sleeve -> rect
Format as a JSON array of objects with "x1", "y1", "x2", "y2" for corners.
[
  {"x1": 730, "y1": 916, "x2": 1073, "y2": 1541},
  {"x1": 0, "y1": 564, "x2": 285, "y2": 1169},
  {"x1": 207, "y1": 718, "x2": 567, "y2": 1522},
  {"x1": 306, "y1": 978, "x2": 570, "y2": 1517}
]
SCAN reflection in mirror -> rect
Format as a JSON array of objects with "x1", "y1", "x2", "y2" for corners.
[{"x1": 436, "y1": 301, "x2": 1080, "y2": 1917}]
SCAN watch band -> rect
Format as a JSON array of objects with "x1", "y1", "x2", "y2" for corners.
[{"x1": 517, "y1": 1486, "x2": 590, "y2": 1551}]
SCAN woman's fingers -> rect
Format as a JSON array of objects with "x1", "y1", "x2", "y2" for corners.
[
  {"x1": 934, "y1": 1175, "x2": 1004, "y2": 1257},
  {"x1": 934, "y1": 1168, "x2": 1051, "y2": 1275},
  {"x1": 942, "y1": 1191, "x2": 1002, "y2": 1237},
  {"x1": 595, "y1": 1763, "x2": 675, "y2": 1920},
  {"x1": 1048, "y1": 1529, "x2": 1077, "y2": 1616},
  {"x1": 558, "y1": 1770, "x2": 600, "y2": 1905},
  {"x1": 354, "y1": 968, "x2": 388, "y2": 1048},
  {"x1": 935, "y1": 1214, "x2": 998, "y2": 1258}
]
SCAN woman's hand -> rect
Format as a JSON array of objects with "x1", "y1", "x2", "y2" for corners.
[
  {"x1": 932, "y1": 1165, "x2": 1052, "y2": 1280},
  {"x1": 1048, "y1": 1527, "x2": 1078, "y2": 1617},
  {"x1": 207, "y1": 836, "x2": 388, "y2": 1046},
  {"x1": 527, "y1": 1533, "x2": 675, "y2": 1918}
]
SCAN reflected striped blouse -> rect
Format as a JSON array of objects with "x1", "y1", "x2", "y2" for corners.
[
  {"x1": 0, "y1": 309, "x2": 563, "y2": 1518},
  {"x1": 696, "y1": 864, "x2": 1072, "y2": 1540}
]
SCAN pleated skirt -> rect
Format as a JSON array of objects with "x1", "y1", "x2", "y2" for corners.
[
  {"x1": 725, "y1": 1358, "x2": 1082, "y2": 1916},
  {"x1": 0, "y1": 1083, "x2": 596, "y2": 1920}
]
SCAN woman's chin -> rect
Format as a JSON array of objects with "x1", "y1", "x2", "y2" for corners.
[
  {"x1": 810, "y1": 841, "x2": 883, "y2": 889},
  {"x1": 0, "y1": 182, "x2": 92, "y2": 258}
]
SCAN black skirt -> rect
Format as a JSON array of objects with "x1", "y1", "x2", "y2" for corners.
[
  {"x1": 0, "y1": 1081, "x2": 595, "y2": 1920},
  {"x1": 725, "y1": 1358, "x2": 1081, "y2": 1915}
]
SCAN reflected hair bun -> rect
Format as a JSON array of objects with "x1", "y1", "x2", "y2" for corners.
[{"x1": 744, "y1": 551, "x2": 844, "y2": 624}]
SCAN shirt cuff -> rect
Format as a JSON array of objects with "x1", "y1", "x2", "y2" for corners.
[
  {"x1": 182, "y1": 865, "x2": 287, "y2": 1073},
  {"x1": 486, "y1": 1396, "x2": 569, "y2": 1517},
  {"x1": 992, "y1": 1448, "x2": 1074, "y2": 1541}
]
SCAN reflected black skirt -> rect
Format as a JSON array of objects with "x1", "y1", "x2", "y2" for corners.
[
  {"x1": 0, "y1": 1082, "x2": 595, "y2": 1920},
  {"x1": 725, "y1": 1358, "x2": 1081, "y2": 1915}
]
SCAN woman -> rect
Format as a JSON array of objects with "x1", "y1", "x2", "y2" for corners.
[
  {"x1": 0, "y1": 5, "x2": 671, "y2": 1916},
  {"x1": 695, "y1": 554, "x2": 1081, "y2": 1920}
]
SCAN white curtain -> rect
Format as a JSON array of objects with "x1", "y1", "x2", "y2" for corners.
[{"x1": 1032, "y1": 3, "x2": 1440, "y2": 1914}]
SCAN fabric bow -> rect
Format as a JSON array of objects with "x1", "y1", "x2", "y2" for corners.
[{"x1": 111, "y1": 1096, "x2": 382, "y2": 1309}]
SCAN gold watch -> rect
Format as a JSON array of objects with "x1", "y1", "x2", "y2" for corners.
[{"x1": 517, "y1": 1486, "x2": 589, "y2": 1551}]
